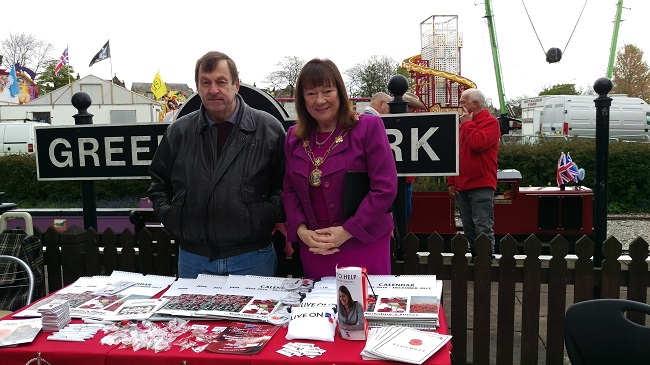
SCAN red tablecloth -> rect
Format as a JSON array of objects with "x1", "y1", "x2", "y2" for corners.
[{"x1": 2, "y1": 301, "x2": 451, "y2": 365}]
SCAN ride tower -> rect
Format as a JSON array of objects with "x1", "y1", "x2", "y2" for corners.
[{"x1": 409, "y1": 15, "x2": 470, "y2": 110}]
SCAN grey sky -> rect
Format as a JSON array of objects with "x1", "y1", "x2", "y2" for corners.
[{"x1": 3, "y1": 0, "x2": 647, "y2": 104}]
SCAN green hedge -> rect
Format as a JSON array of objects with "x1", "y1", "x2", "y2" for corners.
[
  {"x1": 2, "y1": 138, "x2": 650, "y2": 213},
  {"x1": 0, "y1": 154, "x2": 149, "y2": 208},
  {"x1": 414, "y1": 138, "x2": 650, "y2": 213}
]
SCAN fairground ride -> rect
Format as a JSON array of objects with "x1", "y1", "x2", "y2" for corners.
[{"x1": 401, "y1": 15, "x2": 476, "y2": 112}]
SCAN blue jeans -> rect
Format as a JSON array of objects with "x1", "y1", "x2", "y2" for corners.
[
  {"x1": 457, "y1": 188, "x2": 495, "y2": 254},
  {"x1": 177, "y1": 244, "x2": 277, "y2": 278}
]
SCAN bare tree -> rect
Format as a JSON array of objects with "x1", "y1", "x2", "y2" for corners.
[
  {"x1": 345, "y1": 55, "x2": 399, "y2": 98},
  {"x1": 612, "y1": 44, "x2": 650, "y2": 102},
  {"x1": 1, "y1": 32, "x2": 54, "y2": 77},
  {"x1": 265, "y1": 56, "x2": 305, "y2": 98}
]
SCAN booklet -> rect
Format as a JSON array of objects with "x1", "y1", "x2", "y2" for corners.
[
  {"x1": 0, "y1": 318, "x2": 42, "y2": 347},
  {"x1": 205, "y1": 321, "x2": 279, "y2": 355}
]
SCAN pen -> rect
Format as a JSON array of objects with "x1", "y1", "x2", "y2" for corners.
[
  {"x1": 47, "y1": 336, "x2": 86, "y2": 342},
  {"x1": 82, "y1": 319, "x2": 114, "y2": 325}
]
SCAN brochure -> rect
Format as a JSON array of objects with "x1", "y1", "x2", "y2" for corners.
[
  {"x1": 0, "y1": 318, "x2": 42, "y2": 347},
  {"x1": 205, "y1": 321, "x2": 279, "y2": 355},
  {"x1": 336, "y1": 266, "x2": 368, "y2": 340}
]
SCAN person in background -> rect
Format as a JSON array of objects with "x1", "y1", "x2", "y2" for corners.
[
  {"x1": 402, "y1": 92, "x2": 427, "y2": 223},
  {"x1": 447, "y1": 88, "x2": 500, "y2": 257},
  {"x1": 363, "y1": 92, "x2": 392, "y2": 115},
  {"x1": 148, "y1": 51, "x2": 286, "y2": 278},
  {"x1": 338, "y1": 285, "x2": 365, "y2": 330},
  {"x1": 282, "y1": 58, "x2": 397, "y2": 280}
]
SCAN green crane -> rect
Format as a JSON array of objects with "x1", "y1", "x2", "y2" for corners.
[
  {"x1": 484, "y1": 0, "x2": 514, "y2": 134},
  {"x1": 607, "y1": 0, "x2": 624, "y2": 79}
]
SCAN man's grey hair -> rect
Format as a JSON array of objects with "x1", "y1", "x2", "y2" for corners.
[
  {"x1": 370, "y1": 92, "x2": 392, "y2": 103},
  {"x1": 462, "y1": 88, "x2": 486, "y2": 108}
]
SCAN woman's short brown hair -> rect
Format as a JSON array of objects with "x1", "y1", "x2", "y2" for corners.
[{"x1": 294, "y1": 58, "x2": 357, "y2": 139}]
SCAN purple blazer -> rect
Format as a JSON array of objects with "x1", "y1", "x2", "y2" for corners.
[{"x1": 281, "y1": 114, "x2": 398, "y2": 251}]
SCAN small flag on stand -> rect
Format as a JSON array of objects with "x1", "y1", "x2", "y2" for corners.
[
  {"x1": 89, "y1": 40, "x2": 111, "y2": 67},
  {"x1": 151, "y1": 70, "x2": 167, "y2": 100},
  {"x1": 55, "y1": 47, "x2": 69, "y2": 77},
  {"x1": 557, "y1": 152, "x2": 579, "y2": 186}
]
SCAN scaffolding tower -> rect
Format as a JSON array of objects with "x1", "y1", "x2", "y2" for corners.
[{"x1": 415, "y1": 15, "x2": 464, "y2": 109}]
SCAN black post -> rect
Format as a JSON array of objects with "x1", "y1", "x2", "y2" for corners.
[
  {"x1": 71, "y1": 92, "x2": 98, "y2": 230},
  {"x1": 593, "y1": 77, "x2": 613, "y2": 267},
  {"x1": 386, "y1": 75, "x2": 409, "y2": 257}
]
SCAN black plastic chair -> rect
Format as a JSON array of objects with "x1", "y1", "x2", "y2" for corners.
[{"x1": 565, "y1": 298, "x2": 650, "y2": 365}]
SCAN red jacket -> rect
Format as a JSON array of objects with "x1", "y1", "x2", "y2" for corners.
[{"x1": 447, "y1": 109, "x2": 500, "y2": 191}]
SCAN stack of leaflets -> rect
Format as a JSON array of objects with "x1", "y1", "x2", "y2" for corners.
[
  {"x1": 361, "y1": 326, "x2": 452, "y2": 364},
  {"x1": 37, "y1": 299, "x2": 71, "y2": 332},
  {"x1": 364, "y1": 275, "x2": 443, "y2": 330}
]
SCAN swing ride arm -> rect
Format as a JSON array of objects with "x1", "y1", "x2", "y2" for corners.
[
  {"x1": 606, "y1": 0, "x2": 624, "y2": 79},
  {"x1": 484, "y1": 0, "x2": 513, "y2": 134}
]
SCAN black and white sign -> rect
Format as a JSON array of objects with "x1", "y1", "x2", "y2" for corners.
[
  {"x1": 382, "y1": 112, "x2": 458, "y2": 176},
  {"x1": 34, "y1": 113, "x2": 458, "y2": 181},
  {"x1": 35, "y1": 124, "x2": 168, "y2": 180}
]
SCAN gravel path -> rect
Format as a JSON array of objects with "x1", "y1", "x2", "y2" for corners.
[{"x1": 607, "y1": 216, "x2": 650, "y2": 250}]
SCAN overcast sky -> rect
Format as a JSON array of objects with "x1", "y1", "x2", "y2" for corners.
[{"x1": 3, "y1": 0, "x2": 648, "y2": 104}]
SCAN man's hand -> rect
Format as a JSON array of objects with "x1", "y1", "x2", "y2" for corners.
[
  {"x1": 460, "y1": 106, "x2": 473, "y2": 123},
  {"x1": 447, "y1": 185, "x2": 457, "y2": 197}
]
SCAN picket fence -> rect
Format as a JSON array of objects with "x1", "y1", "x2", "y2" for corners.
[{"x1": 29, "y1": 225, "x2": 649, "y2": 365}]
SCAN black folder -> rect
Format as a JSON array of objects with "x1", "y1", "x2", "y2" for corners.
[{"x1": 344, "y1": 171, "x2": 371, "y2": 218}]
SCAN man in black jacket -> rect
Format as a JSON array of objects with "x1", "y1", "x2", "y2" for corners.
[{"x1": 148, "y1": 51, "x2": 286, "y2": 278}]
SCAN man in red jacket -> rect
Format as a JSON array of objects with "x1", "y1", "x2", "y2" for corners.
[{"x1": 447, "y1": 88, "x2": 500, "y2": 257}]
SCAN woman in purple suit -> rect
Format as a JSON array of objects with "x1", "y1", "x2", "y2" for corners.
[{"x1": 281, "y1": 58, "x2": 398, "y2": 280}]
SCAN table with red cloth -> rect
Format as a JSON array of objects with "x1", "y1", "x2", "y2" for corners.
[{"x1": 2, "y1": 299, "x2": 451, "y2": 365}]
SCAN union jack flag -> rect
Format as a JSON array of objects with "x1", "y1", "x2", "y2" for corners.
[
  {"x1": 557, "y1": 152, "x2": 579, "y2": 186},
  {"x1": 54, "y1": 47, "x2": 69, "y2": 77}
]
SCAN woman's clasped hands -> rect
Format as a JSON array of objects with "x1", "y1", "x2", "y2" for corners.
[{"x1": 297, "y1": 224, "x2": 352, "y2": 255}]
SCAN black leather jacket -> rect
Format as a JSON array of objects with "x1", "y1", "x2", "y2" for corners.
[{"x1": 148, "y1": 95, "x2": 285, "y2": 260}]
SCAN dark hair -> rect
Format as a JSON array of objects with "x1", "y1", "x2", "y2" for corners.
[
  {"x1": 194, "y1": 51, "x2": 239, "y2": 86},
  {"x1": 338, "y1": 285, "x2": 356, "y2": 307},
  {"x1": 294, "y1": 58, "x2": 357, "y2": 139}
]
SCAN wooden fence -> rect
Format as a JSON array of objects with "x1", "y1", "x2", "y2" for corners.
[{"x1": 29, "y1": 225, "x2": 650, "y2": 365}]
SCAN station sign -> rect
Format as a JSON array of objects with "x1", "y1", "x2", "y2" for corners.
[
  {"x1": 35, "y1": 112, "x2": 458, "y2": 180},
  {"x1": 35, "y1": 123, "x2": 167, "y2": 180}
]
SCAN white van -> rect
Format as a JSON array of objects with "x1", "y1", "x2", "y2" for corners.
[
  {"x1": 0, "y1": 121, "x2": 50, "y2": 156},
  {"x1": 539, "y1": 95, "x2": 650, "y2": 139}
]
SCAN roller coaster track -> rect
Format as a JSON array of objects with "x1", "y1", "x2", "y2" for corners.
[{"x1": 402, "y1": 55, "x2": 477, "y2": 89}]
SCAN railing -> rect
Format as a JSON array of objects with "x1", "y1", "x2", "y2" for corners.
[{"x1": 30, "y1": 225, "x2": 649, "y2": 365}]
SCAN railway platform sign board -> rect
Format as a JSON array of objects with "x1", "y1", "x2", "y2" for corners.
[
  {"x1": 382, "y1": 112, "x2": 459, "y2": 176},
  {"x1": 34, "y1": 112, "x2": 458, "y2": 181},
  {"x1": 35, "y1": 123, "x2": 168, "y2": 181}
]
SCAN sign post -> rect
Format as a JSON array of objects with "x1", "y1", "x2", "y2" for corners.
[{"x1": 71, "y1": 92, "x2": 97, "y2": 230}]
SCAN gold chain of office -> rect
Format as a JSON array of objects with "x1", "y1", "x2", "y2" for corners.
[{"x1": 303, "y1": 129, "x2": 349, "y2": 187}]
